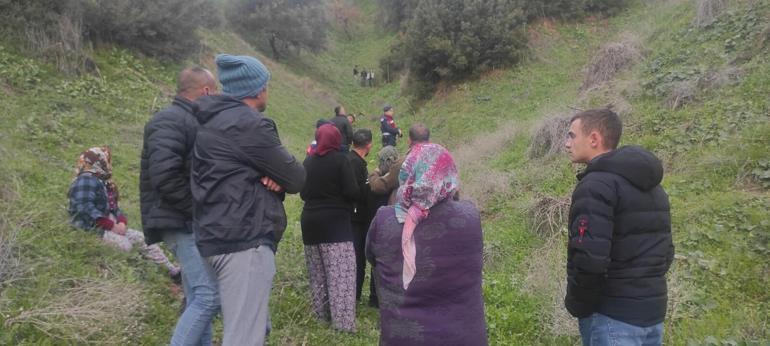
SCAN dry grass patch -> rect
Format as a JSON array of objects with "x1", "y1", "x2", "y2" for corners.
[
  {"x1": 527, "y1": 194, "x2": 570, "y2": 239},
  {"x1": 4, "y1": 278, "x2": 146, "y2": 344},
  {"x1": 694, "y1": 0, "x2": 728, "y2": 27},
  {"x1": 527, "y1": 114, "x2": 570, "y2": 159},
  {"x1": 666, "y1": 80, "x2": 697, "y2": 110},
  {"x1": 454, "y1": 121, "x2": 522, "y2": 207},
  {"x1": 522, "y1": 233, "x2": 578, "y2": 336},
  {"x1": 581, "y1": 33, "x2": 643, "y2": 91}
]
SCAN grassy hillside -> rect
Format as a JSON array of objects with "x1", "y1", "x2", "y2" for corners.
[{"x1": 0, "y1": 0, "x2": 768, "y2": 345}]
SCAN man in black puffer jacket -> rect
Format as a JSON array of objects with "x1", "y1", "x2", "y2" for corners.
[
  {"x1": 140, "y1": 67, "x2": 221, "y2": 345},
  {"x1": 564, "y1": 109, "x2": 674, "y2": 346},
  {"x1": 192, "y1": 54, "x2": 305, "y2": 345}
]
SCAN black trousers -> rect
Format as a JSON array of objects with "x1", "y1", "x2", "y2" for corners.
[{"x1": 352, "y1": 221, "x2": 377, "y2": 304}]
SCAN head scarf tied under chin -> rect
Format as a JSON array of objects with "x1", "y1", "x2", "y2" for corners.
[
  {"x1": 394, "y1": 143, "x2": 459, "y2": 289},
  {"x1": 75, "y1": 147, "x2": 112, "y2": 180},
  {"x1": 314, "y1": 124, "x2": 342, "y2": 156},
  {"x1": 75, "y1": 146, "x2": 119, "y2": 203}
]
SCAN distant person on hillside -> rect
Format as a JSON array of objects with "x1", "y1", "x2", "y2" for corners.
[
  {"x1": 564, "y1": 109, "x2": 673, "y2": 346},
  {"x1": 300, "y1": 124, "x2": 359, "y2": 332},
  {"x1": 379, "y1": 104, "x2": 402, "y2": 147},
  {"x1": 346, "y1": 129, "x2": 376, "y2": 306},
  {"x1": 140, "y1": 66, "x2": 220, "y2": 346},
  {"x1": 68, "y1": 147, "x2": 179, "y2": 278},
  {"x1": 370, "y1": 123, "x2": 430, "y2": 205},
  {"x1": 192, "y1": 54, "x2": 306, "y2": 346},
  {"x1": 330, "y1": 105, "x2": 354, "y2": 152},
  {"x1": 360, "y1": 69, "x2": 368, "y2": 87},
  {"x1": 366, "y1": 143, "x2": 488, "y2": 345},
  {"x1": 367, "y1": 71, "x2": 374, "y2": 87},
  {"x1": 353, "y1": 65, "x2": 359, "y2": 77}
]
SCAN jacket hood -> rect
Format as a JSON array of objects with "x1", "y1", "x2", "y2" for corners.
[
  {"x1": 194, "y1": 94, "x2": 245, "y2": 125},
  {"x1": 579, "y1": 145, "x2": 664, "y2": 191}
]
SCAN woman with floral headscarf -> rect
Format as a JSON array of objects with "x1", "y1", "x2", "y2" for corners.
[
  {"x1": 300, "y1": 124, "x2": 360, "y2": 332},
  {"x1": 366, "y1": 143, "x2": 488, "y2": 345},
  {"x1": 67, "y1": 147, "x2": 180, "y2": 279}
]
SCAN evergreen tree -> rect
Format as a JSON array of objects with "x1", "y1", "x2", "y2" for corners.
[
  {"x1": 229, "y1": 0, "x2": 328, "y2": 60},
  {"x1": 403, "y1": 0, "x2": 527, "y2": 98}
]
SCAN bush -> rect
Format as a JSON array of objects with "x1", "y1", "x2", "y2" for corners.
[
  {"x1": 84, "y1": 0, "x2": 219, "y2": 60},
  {"x1": 527, "y1": 114, "x2": 571, "y2": 159},
  {"x1": 581, "y1": 34, "x2": 643, "y2": 90},
  {"x1": 402, "y1": 0, "x2": 527, "y2": 99},
  {"x1": 228, "y1": 0, "x2": 328, "y2": 60},
  {"x1": 0, "y1": 0, "x2": 220, "y2": 62}
]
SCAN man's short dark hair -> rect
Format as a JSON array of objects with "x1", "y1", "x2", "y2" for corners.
[
  {"x1": 408, "y1": 123, "x2": 430, "y2": 143},
  {"x1": 570, "y1": 109, "x2": 622, "y2": 149},
  {"x1": 334, "y1": 106, "x2": 344, "y2": 116},
  {"x1": 177, "y1": 67, "x2": 212, "y2": 94},
  {"x1": 352, "y1": 129, "x2": 372, "y2": 147}
]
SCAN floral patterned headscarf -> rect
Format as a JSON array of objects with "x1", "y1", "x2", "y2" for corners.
[
  {"x1": 394, "y1": 143, "x2": 459, "y2": 289},
  {"x1": 75, "y1": 146, "x2": 119, "y2": 203}
]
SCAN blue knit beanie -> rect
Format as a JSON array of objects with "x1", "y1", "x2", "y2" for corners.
[{"x1": 215, "y1": 54, "x2": 271, "y2": 100}]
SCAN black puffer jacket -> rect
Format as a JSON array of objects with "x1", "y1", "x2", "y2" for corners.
[
  {"x1": 140, "y1": 96, "x2": 199, "y2": 245},
  {"x1": 191, "y1": 95, "x2": 305, "y2": 257},
  {"x1": 565, "y1": 145, "x2": 674, "y2": 327}
]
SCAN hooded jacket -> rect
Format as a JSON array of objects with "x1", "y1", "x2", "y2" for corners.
[
  {"x1": 566, "y1": 145, "x2": 674, "y2": 327},
  {"x1": 191, "y1": 95, "x2": 305, "y2": 257},
  {"x1": 140, "y1": 96, "x2": 198, "y2": 245}
]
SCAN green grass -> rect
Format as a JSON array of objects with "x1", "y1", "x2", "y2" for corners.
[{"x1": 1, "y1": 0, "x2": 769, "y2": 344}]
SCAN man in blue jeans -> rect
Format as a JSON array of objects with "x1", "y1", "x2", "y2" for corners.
[
  {"x1": 140, "y1": 67, "x2": 220, "y2": 345},
  {"x1": 564, "y1": 109, "x2": 674, "y2": 346}
]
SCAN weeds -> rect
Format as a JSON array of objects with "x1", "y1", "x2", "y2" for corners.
[
  {"x1": 527, "y1": 114, "x2": 570, "y2": 159},
  {"x1": 4, "y1": 278, "x2": 145, "y2": 344}
]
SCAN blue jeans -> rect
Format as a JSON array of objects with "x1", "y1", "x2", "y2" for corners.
[
  {"x1": 579, "y1": 313, "x2": 664, "y2": 346},
  {"x1": 163, "y1": 230, "x2": 220, "y2": 346}
]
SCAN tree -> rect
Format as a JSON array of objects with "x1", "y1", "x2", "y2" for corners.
[
  {"x1": 330, "y1": 0, "x2": 361, "y2": 41},
  {"x1": 401, "y1": 0, "x2": 527, "y2": 98},
  {"x1": 229, "y1": 0, "x2": 328, "y2": 60},
  {"x1": 376, "y1": 0, "x2": 419, "y2": 30}
]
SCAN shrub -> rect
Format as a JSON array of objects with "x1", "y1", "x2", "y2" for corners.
[
  {"x1": 526, "y1": 194, "x2": 570, "y2": 238},
  {"x1": 228, "y1": 0, "x2": 328, "y2": 60},
  {"x1": 581, "y1": 34, "x2": 643, "y2": 90},
  {"x1": 84, "y1": 0, "x2": 219, "y2": 60},
  {"x1": 0, "y1": 0, "x2": 220, "y2": 62},
  {"x1": 402, "y1": 0, "x2": 527, "y2": 99},
  {"x1": 694, "y1": 0, "x2": 728, "y2": 27},
  {"x1": 527, "y1": 114, "x2": 571, "y2": 159}
]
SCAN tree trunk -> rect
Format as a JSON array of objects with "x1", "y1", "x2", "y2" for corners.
[{"x1": 269, "y1": 33, "x2": 281, "y2": 60}]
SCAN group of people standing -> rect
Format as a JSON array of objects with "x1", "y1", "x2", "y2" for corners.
[
  {"x1": 66, "y1": 52, "x2": 674, "y2": 346},
  {"x1": 353, "y1": 65, "x2": 376, "y2": 87}
]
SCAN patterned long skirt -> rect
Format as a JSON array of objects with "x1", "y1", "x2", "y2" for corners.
[{"x1": 304, "y1": 241, "x2": 357, "y2": 332}]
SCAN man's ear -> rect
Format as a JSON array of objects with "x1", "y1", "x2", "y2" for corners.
[{"x1": 589, "y1": 131, "x2": 602, "y2": 149}]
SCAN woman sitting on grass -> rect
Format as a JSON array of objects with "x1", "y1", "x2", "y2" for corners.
[{"x1": 67, "y1": 146, "x2": 180, "y2": 280}]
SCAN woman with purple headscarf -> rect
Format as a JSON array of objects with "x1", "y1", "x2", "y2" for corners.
[
  {"x1": 300, "y1": 124, "x2": 360, "y2": 332},
  {"x1": 366, "y1": 142, "x2": 488, "y2": 345}
]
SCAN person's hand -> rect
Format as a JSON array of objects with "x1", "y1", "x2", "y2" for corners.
[
  {"x1": 261, "y1": 176, "x2": 284, "y2": 193},
  {"x1": 398, "y1": 129, "x2": 403, "y2": 138},
  {"x1": 112, "y1": 222, "x2": 127, "y2": 236}
]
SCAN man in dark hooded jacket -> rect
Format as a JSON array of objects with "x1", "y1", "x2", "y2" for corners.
[
  {"x1": 140, "y1": 67, "x2": 220, "y2": 345},
  {"x1": 192, "y1": 54, "x2": 305, "y2": 346},
  {"x1": 564, "y1": 109, "x2": 674, "y2": 346}
]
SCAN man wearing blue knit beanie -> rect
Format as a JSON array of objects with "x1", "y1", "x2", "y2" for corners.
[{"x1": 191, "y1": 54, "x2": 306, "y2": 346}]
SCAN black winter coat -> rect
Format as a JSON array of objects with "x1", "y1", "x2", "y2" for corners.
[
  {"x1": 566, "y1": 145, "x2": 674, "y2": 327},
  {"x1": 140, "y1": 96, "x2": 198, "y2": 245},
  {"x1": 191, "y1": 95, "x2": 305, "y2": 257},
  {"x1": 330, "y1": 115, "x2": 353, "y2": 148}
]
